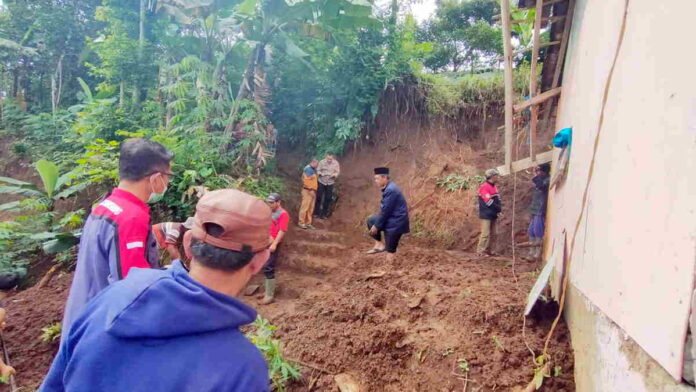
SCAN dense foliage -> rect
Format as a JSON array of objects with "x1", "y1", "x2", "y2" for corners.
[{"x1": 0, "y1": 0, "x2": 537, "y2": 282}]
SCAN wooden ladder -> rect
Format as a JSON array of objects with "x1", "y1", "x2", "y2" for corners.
[{"x1": 497, "y1": 0, "x2": 576, "y2": 176}]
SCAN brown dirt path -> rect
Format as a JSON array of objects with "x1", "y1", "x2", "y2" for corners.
[{"x1": 245, "y1": 221, "x2": 575, "y2": 391}]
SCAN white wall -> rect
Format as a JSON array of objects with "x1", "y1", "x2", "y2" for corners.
[{"x1": 548, "y1": 0, "x2": 696, "y2": 383}]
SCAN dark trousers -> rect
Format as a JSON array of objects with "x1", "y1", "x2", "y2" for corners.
[
  {"x1": 314, "y1": 183, "x2": 333, "y2": 217},
  {"x1": 366, "y1": 216, "x2": 403, "y2": 254},
  {"x1": 263, "y1": 246, "x2": 280, "y2": 279}
]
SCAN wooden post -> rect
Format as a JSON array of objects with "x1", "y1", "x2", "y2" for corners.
[
  {"x1": 501, "y1": 0, "x2": 515, "y2": 172},
  {"x1": 543, "y1": 0, "x2": 575, "y2": 124},
  {"x1": 529, "y1": 0, "x2": 544, "y2": 162}
]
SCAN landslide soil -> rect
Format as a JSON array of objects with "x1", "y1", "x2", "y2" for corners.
[{"x1": 0, "y1": 116, "x2": 573, "y2": 391}]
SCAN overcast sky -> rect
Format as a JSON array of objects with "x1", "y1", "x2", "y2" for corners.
[{"x1": 408, "y1": 0, "x2": 437, "y2": 23}]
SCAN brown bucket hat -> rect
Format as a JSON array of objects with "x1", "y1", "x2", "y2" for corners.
[{"x1": 189, "y1": 189, "x2": 272, "y2": 252}]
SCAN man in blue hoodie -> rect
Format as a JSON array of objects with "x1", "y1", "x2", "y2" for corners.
[{"x1": 39, "y1": 189, "x2": 273, "y2": 392}]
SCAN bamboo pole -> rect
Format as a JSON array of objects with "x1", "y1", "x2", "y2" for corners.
[
  {"x1": 543, "y1": 0, "x2": 576, "y2": 124},
  {"x1": 528, "y1": 0, "x2": 544, "y2": 162},
  {"x1": 514, "y1": 87, "x2": 562, "y2": 112},
  {"x1": 501, "y1": 0, "x2": 515, "y2": 172}
]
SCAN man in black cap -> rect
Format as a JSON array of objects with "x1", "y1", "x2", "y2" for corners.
[{"x1": 366, "y1": 167, "x2": 410, "y2": 261}]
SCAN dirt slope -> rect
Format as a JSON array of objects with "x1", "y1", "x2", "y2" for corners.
[{"x1": 248, "y1": 222, "x2": 574, "y2": 391}]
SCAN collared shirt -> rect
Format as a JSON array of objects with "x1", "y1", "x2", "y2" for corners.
[
  {"x1": 317, "y1": 159, "x2": 340, "y2": 185},
  {"x1": 62, "y1": 188, "x2": 159, "y2": 336}
]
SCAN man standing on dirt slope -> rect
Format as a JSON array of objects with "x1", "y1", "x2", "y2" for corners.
[
  {"x1": 525, "y1": 163, "x2": 550, "y2": 260},
  {"x1": 261, "y1": 193, "x2": 289, "y2": 305},
  {"x1": 61, "y1": 138, "x2": 173, "y2": 338},
  {"x1": 298, "y1": 159, "x2": 319, "y2": 230},
  {"x1": 366, "y1": 167, "x2": 410, "y2": 262},
  {"x1": 39, "y1": 189, "x2": 272, "y2": 392},
  {"x1": 476, "y1": 168, "x2": 502, "y2": 256},
  {"x1": 314, "y1": 153, "x2": 340, "y2": 219}
]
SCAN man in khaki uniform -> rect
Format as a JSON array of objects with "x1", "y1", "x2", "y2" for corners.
[{"x1": 314, "y1": 154, "x2": 340, "y2": 219}]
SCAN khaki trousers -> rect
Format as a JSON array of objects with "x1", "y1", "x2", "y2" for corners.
[
  {"x1": 476, "y1": 219, "x2": 497, "y2": 254},
  {"x1": 299, "y1": 189, "x2": 316, "y2": 225}
]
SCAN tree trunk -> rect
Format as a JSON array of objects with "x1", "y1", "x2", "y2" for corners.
[
  {"x1": 51, "y1": 54, "x2": 65, "y2": 115},
  {"x1": 132, "y1": 0, "x2": 146, "y2": 107},
  {"x1": 119, "y1": 81, "x2": 126, "y2": 109}
]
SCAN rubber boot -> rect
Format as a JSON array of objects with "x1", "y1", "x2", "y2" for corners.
[{"x1": 261, "y1": 278, "x2": 276, "y2": 305}]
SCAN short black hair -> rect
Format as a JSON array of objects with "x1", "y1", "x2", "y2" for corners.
[
  {"x1": 119, "y1": 138, "x2": 173, "y2": 182},
  {"x1": 189, "y1": 223, "x2": 255, "y2": 272},
  {"x1": 539, "y1": 163, "x2": 551, "y2": 174}
]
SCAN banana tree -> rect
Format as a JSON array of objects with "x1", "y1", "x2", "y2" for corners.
[
  {"x1": 158, "y1": 0, "x2": 378, "y2": 168},
  {"x1": 0, "y1": 160, "x2": 87, "y2": 253}
]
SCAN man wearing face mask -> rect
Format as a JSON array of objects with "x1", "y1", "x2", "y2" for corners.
[{"x1": 61, "y1": 138, "x2": 173, "y2": 337}]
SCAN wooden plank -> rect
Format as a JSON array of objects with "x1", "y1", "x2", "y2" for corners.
[
  {"x1": 494, "y1": 41, "x2": 560, "y2": 61},
  {"x1": 513, "y1": 87, "x2": 562, "y2": 112},
  {"x1": 529, "y1": 0, "x2": 544, "y2": 161},
  {"x1": 500, "y1": 0, "x2": 515, "y2": 173},
  {"x1": 510, "y1": 15, "x2": 566, "y2": 24},
  {"x1": 496, "y1": 150, "x2": 554, "y2": 176},
  {"x1": 543, "y1": 0, "x2": 576, "y2": 124},
  {"x1": 494, "y1": 1, "x2": 565, "y2": 17}
]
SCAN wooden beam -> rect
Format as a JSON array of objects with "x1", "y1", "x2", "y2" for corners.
[
  {"x1": 542, "y1": 0, "x2": 568, "y2": 7},
  {"x1": 529, "y1": 0, "x2": 544, "y2": 162},
  {"x1": 496, "y1": 150, "x2": 554, "y2": 176},
  {"x1": 510, "y1": 15, "x2": 566, "y2": 24},
  {"x1": 494, "y1": 41, "x2": 560, "y2": 61},
  {"x1": 500, "y1": 0, "x2": 515, "y2": 173},
  {"x1": 543, "y1": 0, "x2": 576, "y2": 124},
  {"x1": 494, "y1": 1, "x2": 566, "y2": 17},
  {"x1": 514, "y1": 87, "x2": 562, "y2": 112}
]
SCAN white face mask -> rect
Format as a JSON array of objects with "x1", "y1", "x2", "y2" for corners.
[{"x1": 147, "y1": 174, "x2": 167, "y2": 204}]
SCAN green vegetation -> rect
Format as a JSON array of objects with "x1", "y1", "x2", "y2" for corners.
[
  {"x1": 41, "y1": 322, "x2": 62, "y2": 342},
  {"x1": 0, "y1": 0, "x2": 549, "y2": 388},
  {"x1": 245, "y1": 316, "x2": 301, "y2": 391},
  {"x1": 437, "y1": 173, "x2": 486, "y2": 192}
]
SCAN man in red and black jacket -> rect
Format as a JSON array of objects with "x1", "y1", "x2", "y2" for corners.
[
  {"x1": 477, "y1": 168, "x2": 502, "y2": 256},
  {"x1": 62, "y1": 138, "x2": 173, "y2": 336}
]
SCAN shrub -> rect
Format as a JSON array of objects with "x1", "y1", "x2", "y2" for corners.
[{"x1": 245, "y1": 317, "x2": 301, "y2": 392}]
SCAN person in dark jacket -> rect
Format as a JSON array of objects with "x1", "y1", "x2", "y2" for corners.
[
  {"x1": 39, "y1": 189, "x2": 273, "y2": 392},
  {"x1": 526, "y1": 163, "x2": 551, "y2": 260},
  {"x1": 366, "y1": 167, "x2": 410, "y2": 262},
  {"x1": 477, "y1": 168, "x2": 502, "y2": 256},
  {"x1": 62, "y1": 138, "x2": 173, "y2": 337}
]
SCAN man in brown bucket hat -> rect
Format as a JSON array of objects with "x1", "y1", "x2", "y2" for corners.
[{"x1": 40, "y1": 189, "x2": 273, "y2": 392}]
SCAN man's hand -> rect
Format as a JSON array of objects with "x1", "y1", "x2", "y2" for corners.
[
  {"x1": 269, "y1": 243, "x2": 277, "y2": 253},
  {"x1": 0, "y1": 363, "x2": 15, "y2": 379},
  {"x1": 369, "y1": 225, "x2": 378, "y2": 236}
]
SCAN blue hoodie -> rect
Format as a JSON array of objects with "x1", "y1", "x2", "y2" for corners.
[{"x1": 39, "y1": 261, "x2": 269, "y2": 392}]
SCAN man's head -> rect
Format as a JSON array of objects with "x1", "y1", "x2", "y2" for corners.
[
  {"x1": 188, "y1": 190, "x2": 272, "y2": 294},
  {"x1": 373, "y1": 167, "x2": 390, "y2": 188},
  {"x1": 119, "y1": 138, "x2": 174, "y2": 202},
  {"x1": 310, "y1": 159, "x2": 319, "y2": 168},
  {"x1": 536, "y1": 163, "x2": 551, "y2": 176},
  {"x1": 325, "y1": 154, "x2": 334, "y2": 163},
  {"x1": 265, "y1": 193, "x2": 282, "y2": 212},
  {"x1": 485, "y1": 168, "x2": 500, "y2": 184}
]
